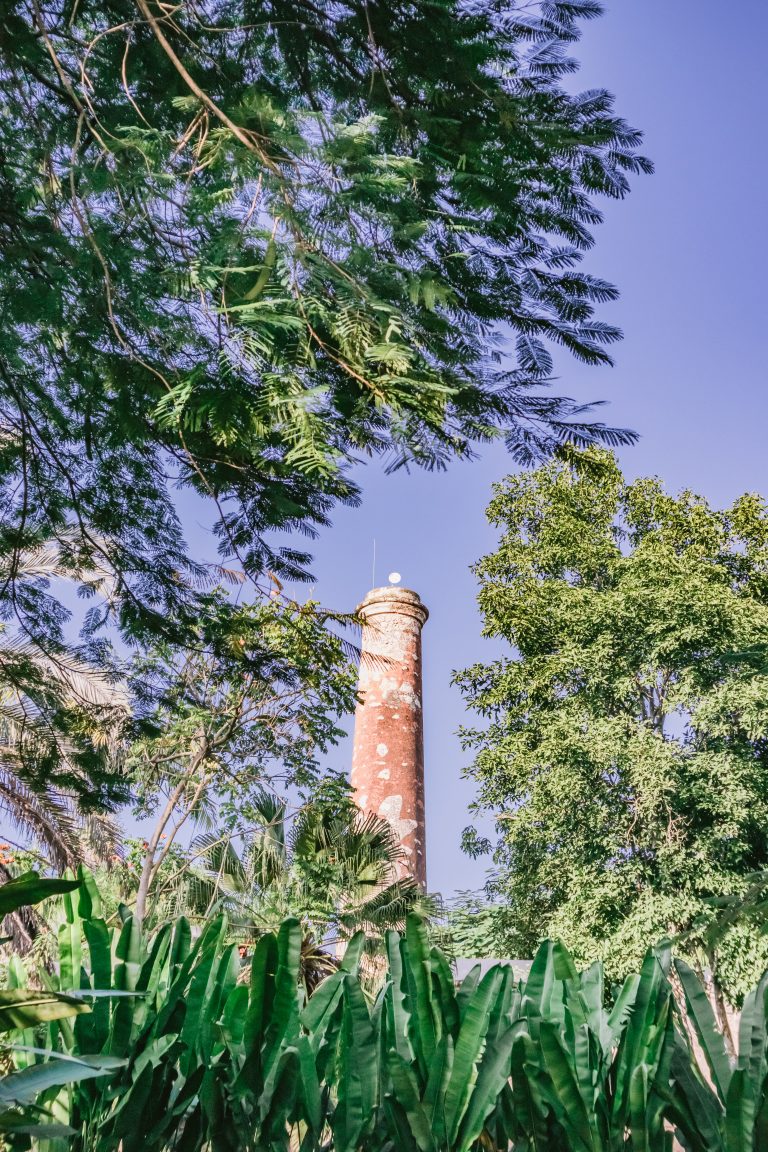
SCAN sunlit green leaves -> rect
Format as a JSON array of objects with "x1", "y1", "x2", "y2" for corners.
[
  {"x1": 7, "y1": 885, "x2": 768, "y2": 1152},
  {"x1": 0, "y1": 0, "x2": 648, "y2": 647},
  {"x1": 457, "y1": 450, "x2": 768, "y2": 999}
]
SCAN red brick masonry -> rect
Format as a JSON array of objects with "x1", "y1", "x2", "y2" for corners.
[{"x1": 351, "y1": 587, "x2": 429, "y2": 888}]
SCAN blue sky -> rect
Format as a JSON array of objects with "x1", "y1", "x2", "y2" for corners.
[{"x1": 271, "y1": 1, "x2": 768, "y2": 897}]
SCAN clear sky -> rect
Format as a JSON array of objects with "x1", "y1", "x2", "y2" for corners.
[{"x1": 266, "y1": 1, "x2": 768, "y2": 898}]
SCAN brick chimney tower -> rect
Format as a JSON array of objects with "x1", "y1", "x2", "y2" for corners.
[{"x1": 351, "y1": 585, "x2": 429, "y2": 888}]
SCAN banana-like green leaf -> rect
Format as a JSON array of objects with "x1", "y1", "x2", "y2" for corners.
[
  {"x1": 538, "y1": 1019, "x2": 597, "y2": 1152},
  {"x1": 509, "y1": 1030, "x2": 551, "y2": 1150},
  {"x1": 423, "y1": 1032, "x2": 454, "y2": 1146},
  {"x1": 260, "y1": 1044, "x2": 299, "y2": 1136},
  {"x1": 295, "y1": 1032, "x2": 323, "y2": 1137},
  {"x1": 444, "y1": 966, "x2": 502, "y2": 1144},
  {"x1": 524, "y1": 939, "x2": 557, "y2": 1022},
  {"x1": 666, "y1": 1039, "x2": 723, "y2": 1152},
  {"x1": 243, "y1": 930, "x2": 278, "y2": 1061},
  {"x1": 301, "y1": 968, "x2": 343, "y2": 1060},
  {"x1": 110, "y1": 913, "x2": 146, "y2": 1056},
  {"x1": 675, "y1": 959, "x2": 733, "y2": 1101},
  {"x1": 77, "y1": 866, "x2": 103, "y2": 921},
  {"x1": 183, "y1": 934, "x2": 238, "y2": 1063},
  {"x1": 18, "y1": 901, "x2": 768, "y2": 1152},
  {"x1": 606, "y1": 972, "x2": 640, "y2": 1051},
  {"x1": 79, "y1": 914, "x2": 113, "y2": 1053},
  {"x1": 611, "y1": 949, "x2": 669, "y2": 1130},
  {"x1": 385, "y1": 929, "x2": 413, "y2": 1065},
  {"x1": 456, "y1": 1018, "x2": 516, "y2": 1152},
  {"x1": 109, "y1": 1060, "x2": 155, "y2": 1146},
  {"x1": 738, "y1": 972, "x2": 768, "y2": 1090},
  {"x1": 430, "y1": 947, "x2": 460, "y2": 1038},
  {"x1": 0, "y1": 873, "x2": 80, "y2": 918},
  {"x1": 0, "y1": 1113, "x2": 76, "y2": 1138},
  {"x1": 386, "y1": 1049, "x2": 436, "y2": 1152},
  {"x1": 340, "y1": 931, "x2": 366, "y2": 974},
  {"x1": 576, "y1": 963, "x2": 604, "y2": 1039},
  {"x1": 456, "y1": 963, "x2": 482, "y2": 1023},
  {"x1": 222, "y1": 984, "x2": 249, "y2": 1049},
  {"x1": 58, "y1": 880, "x2": 83, "y2": 995},
  {"x1": 115, "y1": 913, "x2": 144, "y2": 993},
  {"x1": 724, "y1": 1067, "x2": 753, "y2": 1152},
  {"x1": 333, "y1": 973, "x2": 379, "y2": 1152},
  {"x1": 0, "y1": 1054, "x2": 126, "y2": 1108},
  {"x1": 0, "y1": 989, "x2": 90, "y2": 1033},
  {"x1": 628, "y1": 1062, "x2": 652, "y2": 1152},
  {"x1": 262, "y1": 918, "x2": 302, "y2": 1075},
  {"x1": 403, "y1": 915, "x2": 438, "y2": 1072},
  {"x1": 753, "y1": 1081, "x2": 768, "y2": 1151}
]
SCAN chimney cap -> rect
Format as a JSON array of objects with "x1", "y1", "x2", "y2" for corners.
[{"x1": 356, "y1": 585, "x2": 429, "y2": 624}]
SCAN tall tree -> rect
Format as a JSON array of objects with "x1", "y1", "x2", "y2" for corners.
[
  {"x1": 0, "y1": 0, "x2": 648, "y2": 662},
  {"x1": 122, "y1": 594, "x2": 357, "y2": 924},
  {"x1": 456, "y1": 451, "x2": 768, "y2": 1012}
]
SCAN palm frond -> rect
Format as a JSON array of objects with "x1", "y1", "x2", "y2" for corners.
[
  {"x1": 0, "y1": 768, "x2": 80, "y2": 870},
  {"x1": 189, "y1": 831, "x2": 249, "y2": 892},
  {"x1": 0, "y1": 535, "x2": 117, "y2": 599},
  {"x1": 0, "y1": 635, "x2": 129, "y2": 712},
  {"x1": 340, "y1": 878, "x2": 437, "y2": 934},
  {"x1": 243, "y1": 791, "x2": 288, "y2": 888}
]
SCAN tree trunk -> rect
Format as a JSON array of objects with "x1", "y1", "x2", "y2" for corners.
[
  {"x1": 708, "y1": 955, "x2": 736, "y2": 1060},
  {"x1": 133, "y1": 732, "x2": 210, "y2": 927},
  {"x1": 134, "y1": 849, "x2": 154, "y2": 927}
]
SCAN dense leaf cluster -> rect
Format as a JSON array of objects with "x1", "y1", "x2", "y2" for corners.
[
  {"x1": 158, "y1": 789, "x2": 433, "y2": 958},
  {"x1": 4, "y1": 882, "x2": 768, "y2": 1150},
  {"x1": 0, "y1": 0, "x2": 648, "y2": 644},
  {"x1": 457, "y1": 451, "x2": 768, "y2": 1000},
  {"x1": 0, "y1": 582, "x2": 358, "y2": 872},
  {"x1": 0, "y1": 0, "x2": 651, "y2": 832}
]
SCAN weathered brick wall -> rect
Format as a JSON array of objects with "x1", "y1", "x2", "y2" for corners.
[{"x1": 350, "y1": 587, "x2": 429, "y2": 888}]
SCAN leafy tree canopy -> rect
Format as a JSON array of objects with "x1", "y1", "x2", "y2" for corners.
[
  {"x1": 456, "y1": 451, "x2": 768, "y2": 1001},
  {"x1": 121, "y1": 594, "x2": 359, "y2": 921},
  {"x1": 0, "y1": 0, "x2": 648, "y2": 655},
  {"x1": 0, "y1": 542, "x2": 129, "y2": 850}
]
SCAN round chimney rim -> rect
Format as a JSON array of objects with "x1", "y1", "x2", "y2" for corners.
[{"x1": 356, "y1": 586, "x2": 429, "y2": 625}]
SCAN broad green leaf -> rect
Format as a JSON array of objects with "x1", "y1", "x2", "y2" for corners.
[
  {"x1": 403, "y1": 914, "x2": 437, "y2": 1072},
  {"x1": 0, "y1": 1055, "x2": 126, "y2": 1108},
  {"x1": 444, "y1": 966, "x2": 502, "y2": 1143},
  {"x1": 385, "y1": 929, "x2": 413, "y2": 1064},
  {"x1": 538, "y1": 1019, "x2": 597, "y2": 1152},
  {"x1": 675, "y1": 959, "x2": 733, "y2": 1101},
  {"x1": 333, "y1": 973, "x2": 378, "y2": 1152},
  {"x1": 0, "y1": 989, "x2": 90, "y2": 1033},
  {"x1": 386, "y1": 1050, "x2": 436, "y2": 1152},
  {"x1": 423, "y1": 1032, "x2": 454, "y2": 1145},
  {"x1": 0, "y1": 874, "x2": 80, "y2": 918}
]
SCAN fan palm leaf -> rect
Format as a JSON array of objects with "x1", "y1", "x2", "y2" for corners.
[
  {"x1": 166, "y1": 796, "x2": 431, "y2": 980},
  {"x1": 243, "y1": 790, "x2": 288, "y2": 890}
]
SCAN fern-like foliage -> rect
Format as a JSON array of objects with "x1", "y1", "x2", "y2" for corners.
[{"x1": 0, "y1": 0, "x2": 648, "y2": 660}]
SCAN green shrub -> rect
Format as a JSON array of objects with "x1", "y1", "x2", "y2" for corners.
[{"x1": 2, "y1": 873, "x2": 768, "y2": 1150}]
